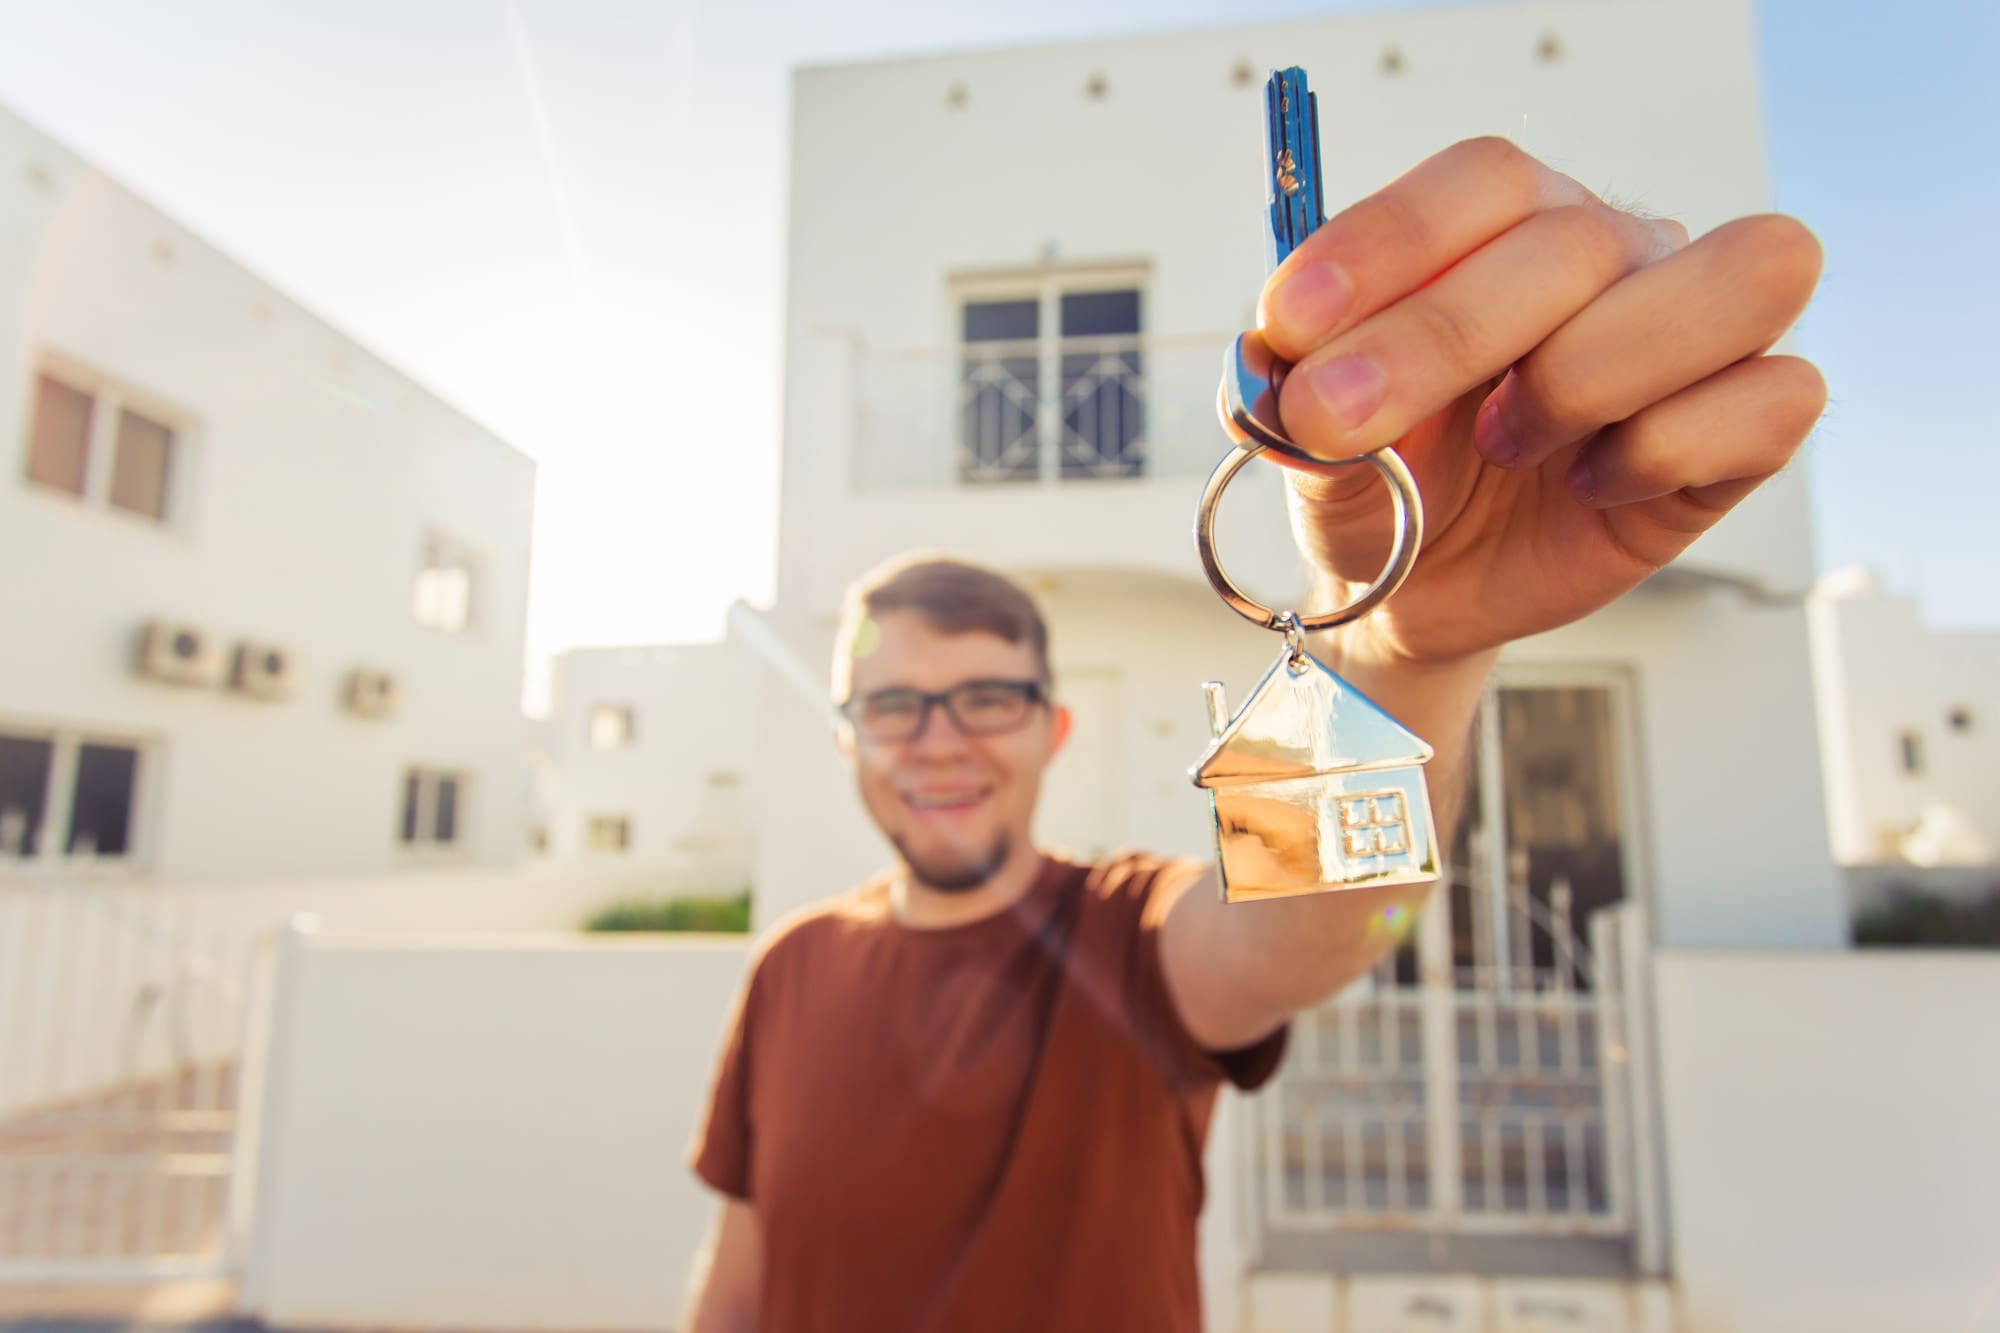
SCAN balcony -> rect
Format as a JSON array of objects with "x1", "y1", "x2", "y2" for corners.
[{"x1": 849, "y1": 332, "x2": 1232, "y2": 493}]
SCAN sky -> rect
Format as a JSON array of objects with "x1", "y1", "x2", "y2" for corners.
[{"x1": 0, "y1": 0, "x2": 1992, "y2": 701}]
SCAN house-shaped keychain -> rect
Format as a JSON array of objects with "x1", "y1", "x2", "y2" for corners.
[{"x1": 1191, "y1": 648, "x2": 1439, "y2": 903}]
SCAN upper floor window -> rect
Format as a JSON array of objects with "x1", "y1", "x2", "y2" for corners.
[
  {"x1": 589, "y1": 705, "x2": 636, "y2": 750},
  {"x1": 413, "y1": 533, "x2": 477, "y2": 632},
  {"x1": 956, "y1": 274, "x2": 1146, "y2": 484},
  {"x1": 0, "y1": 727, "x2": 145, "y2": 866},
  {"x1": 23, "y1": 364, "x2": 187, "y2": 526}
]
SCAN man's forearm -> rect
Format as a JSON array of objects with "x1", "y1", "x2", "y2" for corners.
[{"x1": 1208, "y1": 625, "x2": 1494, "y2": 1019}]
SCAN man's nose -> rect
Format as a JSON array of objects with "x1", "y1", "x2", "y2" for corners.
[{"x1": 908, "y1": 698, "x2": 971, "y2": 750}]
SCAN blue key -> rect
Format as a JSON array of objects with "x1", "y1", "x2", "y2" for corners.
[
  {"x1": 1221, "y1": 65, "x2": 1371, "y2": 468},
  {"x1": 1263, "y1": 66, "x2": 1326, "y2": 274}
]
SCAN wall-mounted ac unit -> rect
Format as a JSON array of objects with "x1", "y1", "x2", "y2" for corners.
[
  {"x1": 230, "y1": 641, "x2": 298, "y2": 702},
  {"x1": 344, "y1": 667, "x2": 399, "y2": 720},
  {"x1": 135, "y1": 619, "x2": 225, "y2": 687}
]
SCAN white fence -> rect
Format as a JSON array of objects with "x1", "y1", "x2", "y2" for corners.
[{"x1": 0, "y1": 859, "x2": 742, "y2": 1284}]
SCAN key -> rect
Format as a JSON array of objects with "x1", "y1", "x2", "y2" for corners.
[
  {"x1": 1221, "y1": 65, "x2": 1364, "y2": 468},
  {"x1": 1263, "y1": 66, "x2": 1326, "y2": 274}
]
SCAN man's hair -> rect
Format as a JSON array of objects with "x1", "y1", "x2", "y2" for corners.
[{"x1": 831, "y1": 554, "x2": 1051, "y2": 702}]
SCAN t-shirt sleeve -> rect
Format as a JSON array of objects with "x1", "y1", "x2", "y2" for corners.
[
  {"x1": 687, "y1": 954, "x2": 761, "y2": 1201},
  {"x1": 1120, "y1": 855, "x2": 1289, "y2": 1093}
]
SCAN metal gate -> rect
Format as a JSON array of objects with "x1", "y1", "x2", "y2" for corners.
[
  {"x1": 1246, "y1": 676, "x2": 1669, "y2": 1273},
  {"x1": 0, "y1": 886, "x2": 261, "y2": 1282}
]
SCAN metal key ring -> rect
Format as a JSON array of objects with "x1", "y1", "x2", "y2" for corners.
[{"x1": 1193, "y1": 441, "x2": 1424, "y2": 632}]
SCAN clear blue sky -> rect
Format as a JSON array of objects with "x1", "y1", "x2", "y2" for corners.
[{"x1": 0, "y1": 0, "x2": 1991, "y2": 687}]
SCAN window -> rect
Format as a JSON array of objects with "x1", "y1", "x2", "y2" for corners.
[
  {"x1": 1338, "y1": 791, "x2": 1411, "y2": 857},
  {"x1": 413, "y1": 533, "x2": 476, "y2": 632},
  {"x1": 586, "y1": 815, "x2": 631, "y2": 853},
  {"x1": 22, "y1": 367, "x2": 186, "y2": 524},
  {"x1": 589, "y1": 705, "x2": 635, "y2": 750},
  {"x1": 1947, "y1": 706, "x2": 1975, "y2": 734},
  {"x1": 1898, "y1": 730, "x2": 1925, "y2": 776},
  {"x1": 399, "y1": 768, "x2": 468, "y2": 849},
  {"x1": 0, "y1": 728, "x2": 144, "y2": 865},
  {"x1": 957, "y1": 274, "x2": 1146, "y2": 483}
]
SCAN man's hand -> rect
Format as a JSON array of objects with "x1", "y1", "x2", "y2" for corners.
[
  {"x1": 1258, "y1": 136, "x2": 1826, "y2": 668},
  {"x1": 1161, "y1": 140, "x2": 1824, "y2": 1050}
]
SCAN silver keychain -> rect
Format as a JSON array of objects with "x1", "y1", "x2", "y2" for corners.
[{"x1": 1189, "y1": 67, "x2": 1440, "y2": 904}]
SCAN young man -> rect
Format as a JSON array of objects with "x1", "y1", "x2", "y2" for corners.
[{"x1": 684, "y1": 136, "x2": 1825, "y2": 1332}]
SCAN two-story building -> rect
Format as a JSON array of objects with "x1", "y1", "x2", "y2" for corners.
[
  {"x1": 0, "y1": 101, "x2": 536, "y2": 884},
  {"x1": 745, "y1": 0, "x2": 1845, "y2": 1324},
  {"x1": 534, "y1": 640, "x2": 755, "y2": 886}
]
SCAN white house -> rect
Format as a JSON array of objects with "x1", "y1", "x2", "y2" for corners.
[
  {"x1": 739, "y1": 0, "x2": 1862, "y2": 1325},
  {"x1": 536, "y1": 640, "x2": 756, "y2": 887},
  {"x1": 0, "y1": 101, "x2": 537, "y2": 883},
  {"x1": 1808, "y1": 565, "x2": 2000, "y2": 868}
]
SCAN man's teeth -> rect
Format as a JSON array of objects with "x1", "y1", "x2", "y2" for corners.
[{"x1": 909, "y1": 792, "x2": 982, "y2": 808}]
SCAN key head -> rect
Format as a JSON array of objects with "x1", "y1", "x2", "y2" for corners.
[{"x1": 1262, "y1": 66, "x2": 1326, "y2": 274}]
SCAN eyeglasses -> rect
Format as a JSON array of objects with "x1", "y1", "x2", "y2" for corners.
[{"x1": 837, "y1": 679, "x2": 1049, "y2": 743}]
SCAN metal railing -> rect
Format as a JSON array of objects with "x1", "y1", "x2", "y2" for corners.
[
  {"x1": 1247, "y1": 881, "x2": 1665, "y2": 1263},
  {"x1": 849, "y1": 332, "x2": 1235, "y2": 491},
  {"x1": 0, "y1": 886, "x2": 263, "y2": 1281}
]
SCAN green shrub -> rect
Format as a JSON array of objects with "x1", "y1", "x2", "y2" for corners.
[
  {"x1": 585, "y1": 891, "x2": 751, "y2": 934},
  {"x1": 1853, "y1": 885, "x2": 2000, "y2": 948}
]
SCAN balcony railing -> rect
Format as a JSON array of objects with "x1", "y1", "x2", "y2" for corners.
[{"x1": 847, "y1": 332, "x2": 1235, "y2": 492}]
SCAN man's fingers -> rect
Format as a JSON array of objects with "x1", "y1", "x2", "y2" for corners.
[
  {"x1": 1568, "y1": 355, "x2": 1827, "y2": 562},
  {"x1": 1273, "y1": 201, "x2": 1670, "y2": 460},
  {"x1": 1258, "y1": 136, "x2": 1596, "y2": 360},
  {"x1": 1476, "y1": 214, "x2": 1824, "y2": 471}
]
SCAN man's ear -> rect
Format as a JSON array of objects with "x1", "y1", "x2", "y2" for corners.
[
  {"x1": 832, "y1": 716, "x2": 857, "y2": 759},
  {"x1": 1047, "y1": 703, "x2": 1074, "y2": 757}
]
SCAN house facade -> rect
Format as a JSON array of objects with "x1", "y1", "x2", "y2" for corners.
[
  {"x1": 1808, "y1": 565, "x2": 2000, "y2": 868},
  {"x1": 750, "y1": 0, "x2": 1846, "y2": 1323},
  {"x1": 535, "y1": 640, "x2": 756, "y2": 886},
  {"x1": 0, "y1": 101, "x2": 537, "y2": 884}
]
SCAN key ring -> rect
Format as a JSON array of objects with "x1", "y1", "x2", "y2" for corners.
[{"x1": 1193, "y1": 439, "x2": 1424, "y2": 632}]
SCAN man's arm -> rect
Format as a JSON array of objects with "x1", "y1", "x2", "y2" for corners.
[{"x1": 682, "y1": 1198, "x2": 762, "y2": 1333}]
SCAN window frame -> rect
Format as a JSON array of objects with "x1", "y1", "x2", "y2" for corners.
[
  {"x1": 585, "y1": 813, "x2": 632, "y2": 854},
  {"x1": 398, "y1": 765, "x2": 473, "y2": 856},
  {"x1": 19, "y1": 353, "x2": 198, "y2": 534},
  {"x1": 413, "y1": 531, "x2": 480, "y2": 634},
  {"x1": 950, "y1": 265, "x2": 1151, "y2": 484},
  {"x1": 0, "y1": 717, "x2": 158, "y2": 878}
]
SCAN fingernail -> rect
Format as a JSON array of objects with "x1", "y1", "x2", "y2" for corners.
[
  {"x1": 1474, "y1": 397, "x2": 1520, "y2": 467},
  {"x1": 1566, "y1": 456, "x2": 1595, "y2": 504},
  {"x1": 1268, "y1": 262, "x2": 1355, "y2": 339},
  {"x1": 1303, "y1": 356, "x2": 1386, "y2": 431}
]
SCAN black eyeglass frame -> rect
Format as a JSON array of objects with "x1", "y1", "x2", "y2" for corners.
[{"x1": 835, "y1": 678, "x2": 1052, "y2": 741}]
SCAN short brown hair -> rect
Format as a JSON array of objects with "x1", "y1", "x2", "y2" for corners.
[{"x1": 831, "y1": 554, "x2": 1050, "y2": 701}]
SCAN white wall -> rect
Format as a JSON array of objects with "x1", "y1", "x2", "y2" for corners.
[
  {"x1": 1808, "y1": 571, "x2": 2000, "y2": 865},
  {"x1": 0, "y1": 102, "x2": 535, "y2": 882},
  {"x1": 1654, "y1": 952, "x2": 2000, "y2": 1333},
  {"x1": 240, "y1": 932, "x2": 747, "y2": 1333},
  {"x1": 541, "y1": 640, "x2": 757, "y2": 883},
  {"x1": 778, "y1": 0, "x2": 1812, "y2": 621},
  {"x1": 0, "y1": 861, "x2": 744, "y2": 1117}
]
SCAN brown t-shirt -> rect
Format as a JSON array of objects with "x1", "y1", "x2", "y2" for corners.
[{"x1": 688, "y1": 851, "x2": 1288, "y2": 1333}]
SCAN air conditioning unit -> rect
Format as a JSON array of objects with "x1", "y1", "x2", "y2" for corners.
[
  {"x1": 230, "y1": 640, "x2": 298, "y2": 702},
  {"x1": 343, "y1": 667, "x2": 399, "y2": 720},
  {"x1": 135, "y1": 619, "x2": 225, "y2": 687}
]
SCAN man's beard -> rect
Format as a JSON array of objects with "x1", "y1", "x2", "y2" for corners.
[{"x1": 894, "y1": 831, "x2": 1012, "y2": 894}]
